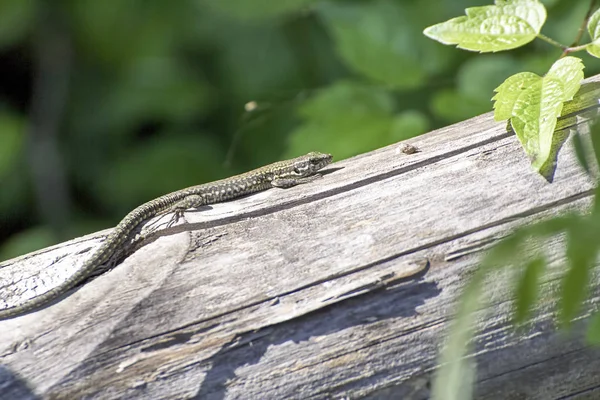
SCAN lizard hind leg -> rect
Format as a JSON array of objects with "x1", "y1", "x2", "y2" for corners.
[
  {"x1": 141, "y1": 194, "x2": 206, "y2": 232},
  {"x1": 163, "y1": 194, "x2": 206, "y2": 228}
]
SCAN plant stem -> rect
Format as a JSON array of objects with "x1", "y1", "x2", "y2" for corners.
[
  {"x1": 562, "y1": 0, "x2": 598, "y2": 57},
  {"x1": 537, "y1": 33, "x2": 567, "y2": 49},
  {"x1": 562, "y1": 43, "x2": 591, "y2": 56}
]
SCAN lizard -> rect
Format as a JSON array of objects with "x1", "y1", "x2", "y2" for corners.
[{"x1": 0, "y1": 151, "x2": 333, "y2": 320}]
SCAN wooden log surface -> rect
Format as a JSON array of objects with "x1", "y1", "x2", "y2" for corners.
[{"x1": 2, "y1": 75, "x2": 600, "y2": 400}]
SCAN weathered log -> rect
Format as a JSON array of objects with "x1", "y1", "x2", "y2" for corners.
[{"x1": 2, "y1": 76, "x2": 600, "y2": 400}]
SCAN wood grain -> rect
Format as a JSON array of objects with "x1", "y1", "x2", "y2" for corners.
[{"x1": 2, "y1": 76, "x2": 600, "y2": 400}]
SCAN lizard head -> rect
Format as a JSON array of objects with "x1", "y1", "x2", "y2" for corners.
[{"x1": 292, "y1": 151, "x2": 333, "y2": 176}]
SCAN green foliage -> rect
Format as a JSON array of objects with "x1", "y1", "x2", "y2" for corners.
[
  {"x1": 572, "y1": 132, "x2": 591, "y2": 174},
  {"x1": 586, "y1": 6, "x2": 600, "y2": 58},
  {"x1": 0, "y1": 110, "x2": 29, "y2": 234},
  {"x1": 201, "y1": 0, "x2": 318, "y2": 20},
  {"x1": 432, "y1": 215, "x2": 572, "y2": 400},
  {"x1": 318, "y1": 0, "x2": 425, "y2": 89},
  {"x1": 431, "y1": 89, "x2": 493, "y2": 123},
  {"x1": 560, "y1": 216, "x2": 599, "y2": 327},
  {"x1": 286, "y1": 81, "x2": 427, "y2": 159},
  {"x1": 0, "y1": 226, "x2": 56, "y2": 261},
  {"x1": 98, "y1": 134, "x2": 226, "y2": 214},
  {"x1": 0, "y1": 3, "x2": 598, "y2": 375},
  {"x1": 105, "y1": 58, "x2": 212, "y2": 124},
  {"x1": 514, "y1": 256, "x2": 545, "y2": 324},
  {"x1": 458, "y1": 54, "x2": 524, "y2": 100},
  {"x1": 586, "y1": 313, "x2": 600, "y2": 345},
  {"x1": 0, "y1": 0, "x2": 597, "y2": 395},
  {"x1": 432, "y1": 126, "x2": 600, "y2": 399},
  {"x1": 0, "y1": 0, "x2": 34, "y2": 50},
  {"x1": 491, "y1": 72, "x2": 540, "y2": 120},
  {"x1": 426, "y1": 0, "x2": 590, "y2": 179},
  {"x1": 432, "y1": 272, "x2": 480, "y2": 400},
  {"x1": 425, "y1": 1, "x2": 600, "y2": 397},
  {"x1": 0, "y1": 111, "x2": 24, "y2": 179},
  {"x1": 493, "y1": 57, "x2": 584, "y2": 177},
  {"x1": 424, "y1": 0, "x2": 546, "y2": 52}
]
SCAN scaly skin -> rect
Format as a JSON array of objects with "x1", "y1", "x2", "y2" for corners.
[{"x1": 0, "y1": 152, "x2": 332, "y2": 319}]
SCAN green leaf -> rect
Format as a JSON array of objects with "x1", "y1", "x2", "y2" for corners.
[
  {"x1": 492, "y1": 71, "x2": 540, "y2": 121},
  {"x1": 0, "y1": 111, "x2": 24, "y2": 179},
  {"x1": 70, "y1": 0, "x2": 189, "y2": 66},
  {"x1": 423, "y1": 0, "x2": 546, "y2": 52},
  {"x1": 0, "y1": 0, "x2": 34, "y2": 50},
  {"x1": 431, "y1": 89, "x2": 493, "y2": 123},
  {"x1": 572, "y1": 132, "x2": 590, "y2": 176},
  {"x1": 586, "y1": 7, "x2": 600, "y2": 58},
  {"x1": 542, "y1": 0, "x2": 588, "y2": 46},
  {"x1": 561, "y1": 79, "x2": 600, "y2": 117},
  {"x1": 590, "y1": 119, "x2": 600, "y2": 176},
  {"x1": 287, "y1": 81, "x2": 397, "y2": 160},
  {"x1": 432, "y1": 272, "x2": 482, "y2": 400},
  {"x1": 527, "y1": 215, "x2": 574, "y2": 236},
  {"x1": 514, "y1": 256, "x2": 545, "y2": 325},
  {"x1": 594, "y1": 186, "x2": 600, "y2": 216},
  {"x1": 559, "y1": 221, "x2": 597, "y2": 328},
  {"x1": 318, "y1": 0, "x2": 424, "y2": 89},
  {"x1": 0, "y1": 226, "x2": 57, "y2": 262},
  {"x1": 69, "y1": 58, "x2": 212, "y2": 140},
  {"x1": 110, "y1": 58, "x2": 212, "y2": 122},
  {"x1": 535, "y1": 123, "x2": 570, "y2": 181},
  {"x1": 587, "y1": 39, "x2": 600, "y2": 59},
  {"x1": 198, "y1": 19, "x2": 305, "y2": 102},
  {"x1": 510, "y1": 76, "x2": 564, "y2": 171},
  {"x1": 297, "y1": 81, "x2": 395, "y2": 122},
  {"x1": 586, "y1": 312, "x2": 600, "y2": 346},
  {"x1": 99, "y1": 134, "x2": 226, "y2": 213},
  {"x1": 545, "y1": 57, "x2": 584, "y2": 101},
  {"x1": 200, "y1": 0, "x2": 318, "y2": 19},
  {"x1": 389, "y1": 110, "x2": 429, "y2": 142},
  {"x1": 0, "y1": 164, "x2": 29, "y2": 222},
  {"x1": 484, "y1": 216, "x2": 571, "y2": 270},
  {"x1": 494, "y1": 57, "x2": 583, "y2": 177},
  {"x1": 433, "y1": 214, "x2": 574, "y2": 397},
  {"x1": 458, "y1": 54, "x2": 523, "y2": 101}
]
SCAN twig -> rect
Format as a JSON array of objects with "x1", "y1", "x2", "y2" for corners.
[{"x1": 561, "y1": 0, "x2": 599, "y2": 57}]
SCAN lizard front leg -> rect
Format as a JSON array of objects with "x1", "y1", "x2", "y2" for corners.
[{"x1": 271, "y1": 174, "x2": 322, "y2": 188}]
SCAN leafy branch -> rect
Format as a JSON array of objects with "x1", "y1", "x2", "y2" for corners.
[
  {"x1": 432, "y1": 173, "x2": 600, "y2": 399},
  {"x1": 424, "y1": 1, "x2": 600, "y2": 398},
  {"x1": 424, "y1": 0, "x2": 599, "y2": 180}
]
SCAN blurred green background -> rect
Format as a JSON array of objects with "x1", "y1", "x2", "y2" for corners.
[{"x1": 0, "y1": 0, "x2": 597, "y2": 260}]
